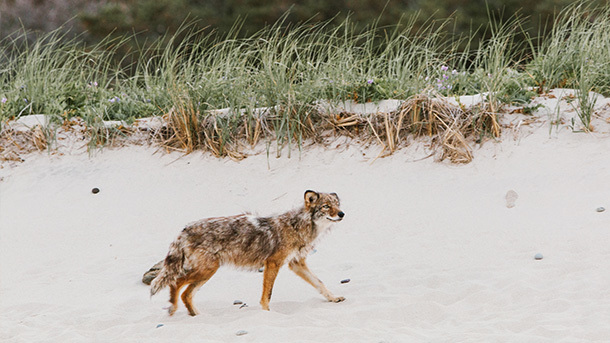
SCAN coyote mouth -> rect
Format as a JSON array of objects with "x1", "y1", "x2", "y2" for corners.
[{"x1": 327, "y1": 217, "x2": 343, "y2": 222}]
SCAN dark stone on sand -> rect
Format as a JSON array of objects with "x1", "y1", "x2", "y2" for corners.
[
  {"x1": 534, "y1": 253, "x2": 543, "y2": 260},
  {"x1": 233, "y1": 300, "x2": 243, "y2": 305},
  {"x1": 341, "y1": 278, "x2": 351, "y2": 284},
  {"x1": 156, "y1": 324, "x2": 164, "y2": 328},
  {"x1": 92, "y1": 187, "x2": 100, "y2": 194}
]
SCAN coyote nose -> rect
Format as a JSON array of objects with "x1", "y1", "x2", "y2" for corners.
[{"x1": 338, "y1": 211, "x2": 345, "y2": 218}]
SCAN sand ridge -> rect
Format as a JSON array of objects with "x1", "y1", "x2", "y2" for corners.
[{"x1": 1, "y1": 89, "x2": 610, "y2": 342}]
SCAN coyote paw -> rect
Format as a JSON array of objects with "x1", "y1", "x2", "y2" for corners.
[
  {"x1": 168, "y1": 305, "x2": 177, "y2": 316},
  {"x1": 330, "y1": 296, "x2": 345, "y2": 303}
]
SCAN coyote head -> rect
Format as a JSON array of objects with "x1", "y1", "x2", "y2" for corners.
[{"x1": 304, "y1": 190, "x2": 345, "y2": 223}]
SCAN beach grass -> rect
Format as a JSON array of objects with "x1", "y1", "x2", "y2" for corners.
[
  {"x1": 526, "y1": 1, "x2": 610, "y2": 131},
  {"x1": 1, "y1": 0, "x2": 608, "y2": 159}
]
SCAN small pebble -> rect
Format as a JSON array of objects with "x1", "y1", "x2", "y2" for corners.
[
  {"x1": 596, "y1": 207, "x2": 605, "y2": 212},
  {"x1": 340, "y1": 278, "x2": 351, "y2": 284},
  {"x1": 236, "y1": 330, "x2": 248, "y2": 336},
  {"x1": 91, "y1": 187, "x2": 100, "y2": 194},
  {"x1": 258, "y1": 267, "x2": 264, "y2": 273},
  {"x1": 233, "y1": 300, "x2": 243, "y2": 305},
  {"x1": 156, "y1": 324, "x2": 164, "y2": 328},
  {"x1": 239, "y1": 303, "x2": 248, "y2": 309},
  {"x1": 534, "y1": 253, "x2": 543, "y2": 260}
]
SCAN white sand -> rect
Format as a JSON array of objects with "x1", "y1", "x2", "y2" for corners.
[{"x1": 1, "y1": 89, "x2": 610, "y2": 342}]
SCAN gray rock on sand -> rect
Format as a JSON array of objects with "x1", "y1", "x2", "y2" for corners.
[
  {"x1": 142, "y1": 260, "x2": 164, "y2": 285},
  {"x1": 505, "y1": 190, "x2": 518, "y2": 208}
]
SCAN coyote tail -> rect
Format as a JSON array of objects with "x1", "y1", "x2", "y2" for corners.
[{"x1": 150, "y1": 239, "x2": 186, "y2": 296}]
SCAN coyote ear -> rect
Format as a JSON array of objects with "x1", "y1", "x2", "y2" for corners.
[
  {"x1": 330, "y1": 192, "x2": 339, "y2": 201},
  {"x1": 304, "y1": 190, "x2": 319, "y2": 208}
]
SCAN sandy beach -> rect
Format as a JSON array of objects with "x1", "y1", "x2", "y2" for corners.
[{"x1": 1, "y1": 89, "x2": 610, "y2": 342}]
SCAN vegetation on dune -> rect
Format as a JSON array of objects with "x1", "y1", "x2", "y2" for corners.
[{"x1": 0, "y1": 0, "x2": 609, "y2": 162}]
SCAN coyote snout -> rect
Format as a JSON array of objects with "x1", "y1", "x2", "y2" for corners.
[
  {"x1": 149, "y1": 190, "x2": 346, "y2": 316},
  {"x1": 328, "y1": 211, "x2": 345, "y2": 222}
]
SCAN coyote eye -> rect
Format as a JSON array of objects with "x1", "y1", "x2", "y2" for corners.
[{"x1": 322, "y1": 204, "x2": 330, "y2": 209}]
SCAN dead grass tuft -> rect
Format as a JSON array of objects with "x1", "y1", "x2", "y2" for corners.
[
  {"x1": 326, "y1": 92, "x2": 501, "y2": 163},
  {"x1": 155, "y1": 103, "x2": 326, "y2": 160},
  {"x1": 87, "y1": 125, "x2": 135, "y2": 149},
  {"x1": 157, "y1": 105, "x2": 202, "y2": 154},
  {"x1": 0, "y1": 125, "x2": 48, "y2": 162}
]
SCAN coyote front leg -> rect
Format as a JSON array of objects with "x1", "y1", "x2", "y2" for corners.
[
  {"x1": 288, "y1": 258, "x2": 345, "y2": 303},
  {"x1": 260, "y1": 259, "x2": 282, "y2": 311}
]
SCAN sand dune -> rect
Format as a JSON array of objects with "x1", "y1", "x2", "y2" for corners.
[{"x1": 1, "y1": 89, "x2": 610, "y2": 342}]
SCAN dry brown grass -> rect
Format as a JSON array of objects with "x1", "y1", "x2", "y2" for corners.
[
  {"x1": 155, "y1": 103, "x2": 325, "y2": 160},
  {"x1": 0, "y1": 125, "x2": 47, "y2": 162},
  {"x1": 1, "y1": 93, "x2": 503, "y2": 164},
  {"x1": 88, "y1": 125, "x2": 135, "y2": 149},
  {"x1": 327, "y1": 93, "x2": 501, "y2": 163},
  {"x1": 157, "y1": 106, "x2": 202, "y2": 154}
]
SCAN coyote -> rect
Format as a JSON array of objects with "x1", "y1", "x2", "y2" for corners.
[{"x1": 150, "y1": 190, "x2": 346, "y2": 316}]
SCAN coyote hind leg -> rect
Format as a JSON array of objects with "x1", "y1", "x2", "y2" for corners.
[
  {"x1": 168, "y1": 280, "x2": 187, "y2": 316},
  {"x1": 181, "y1": 261, "x2": 219, "y2": 316}
]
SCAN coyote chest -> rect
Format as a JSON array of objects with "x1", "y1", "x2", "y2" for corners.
[{"x1": 150, "y1": 190, "x2": 346, "y2": 316}]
